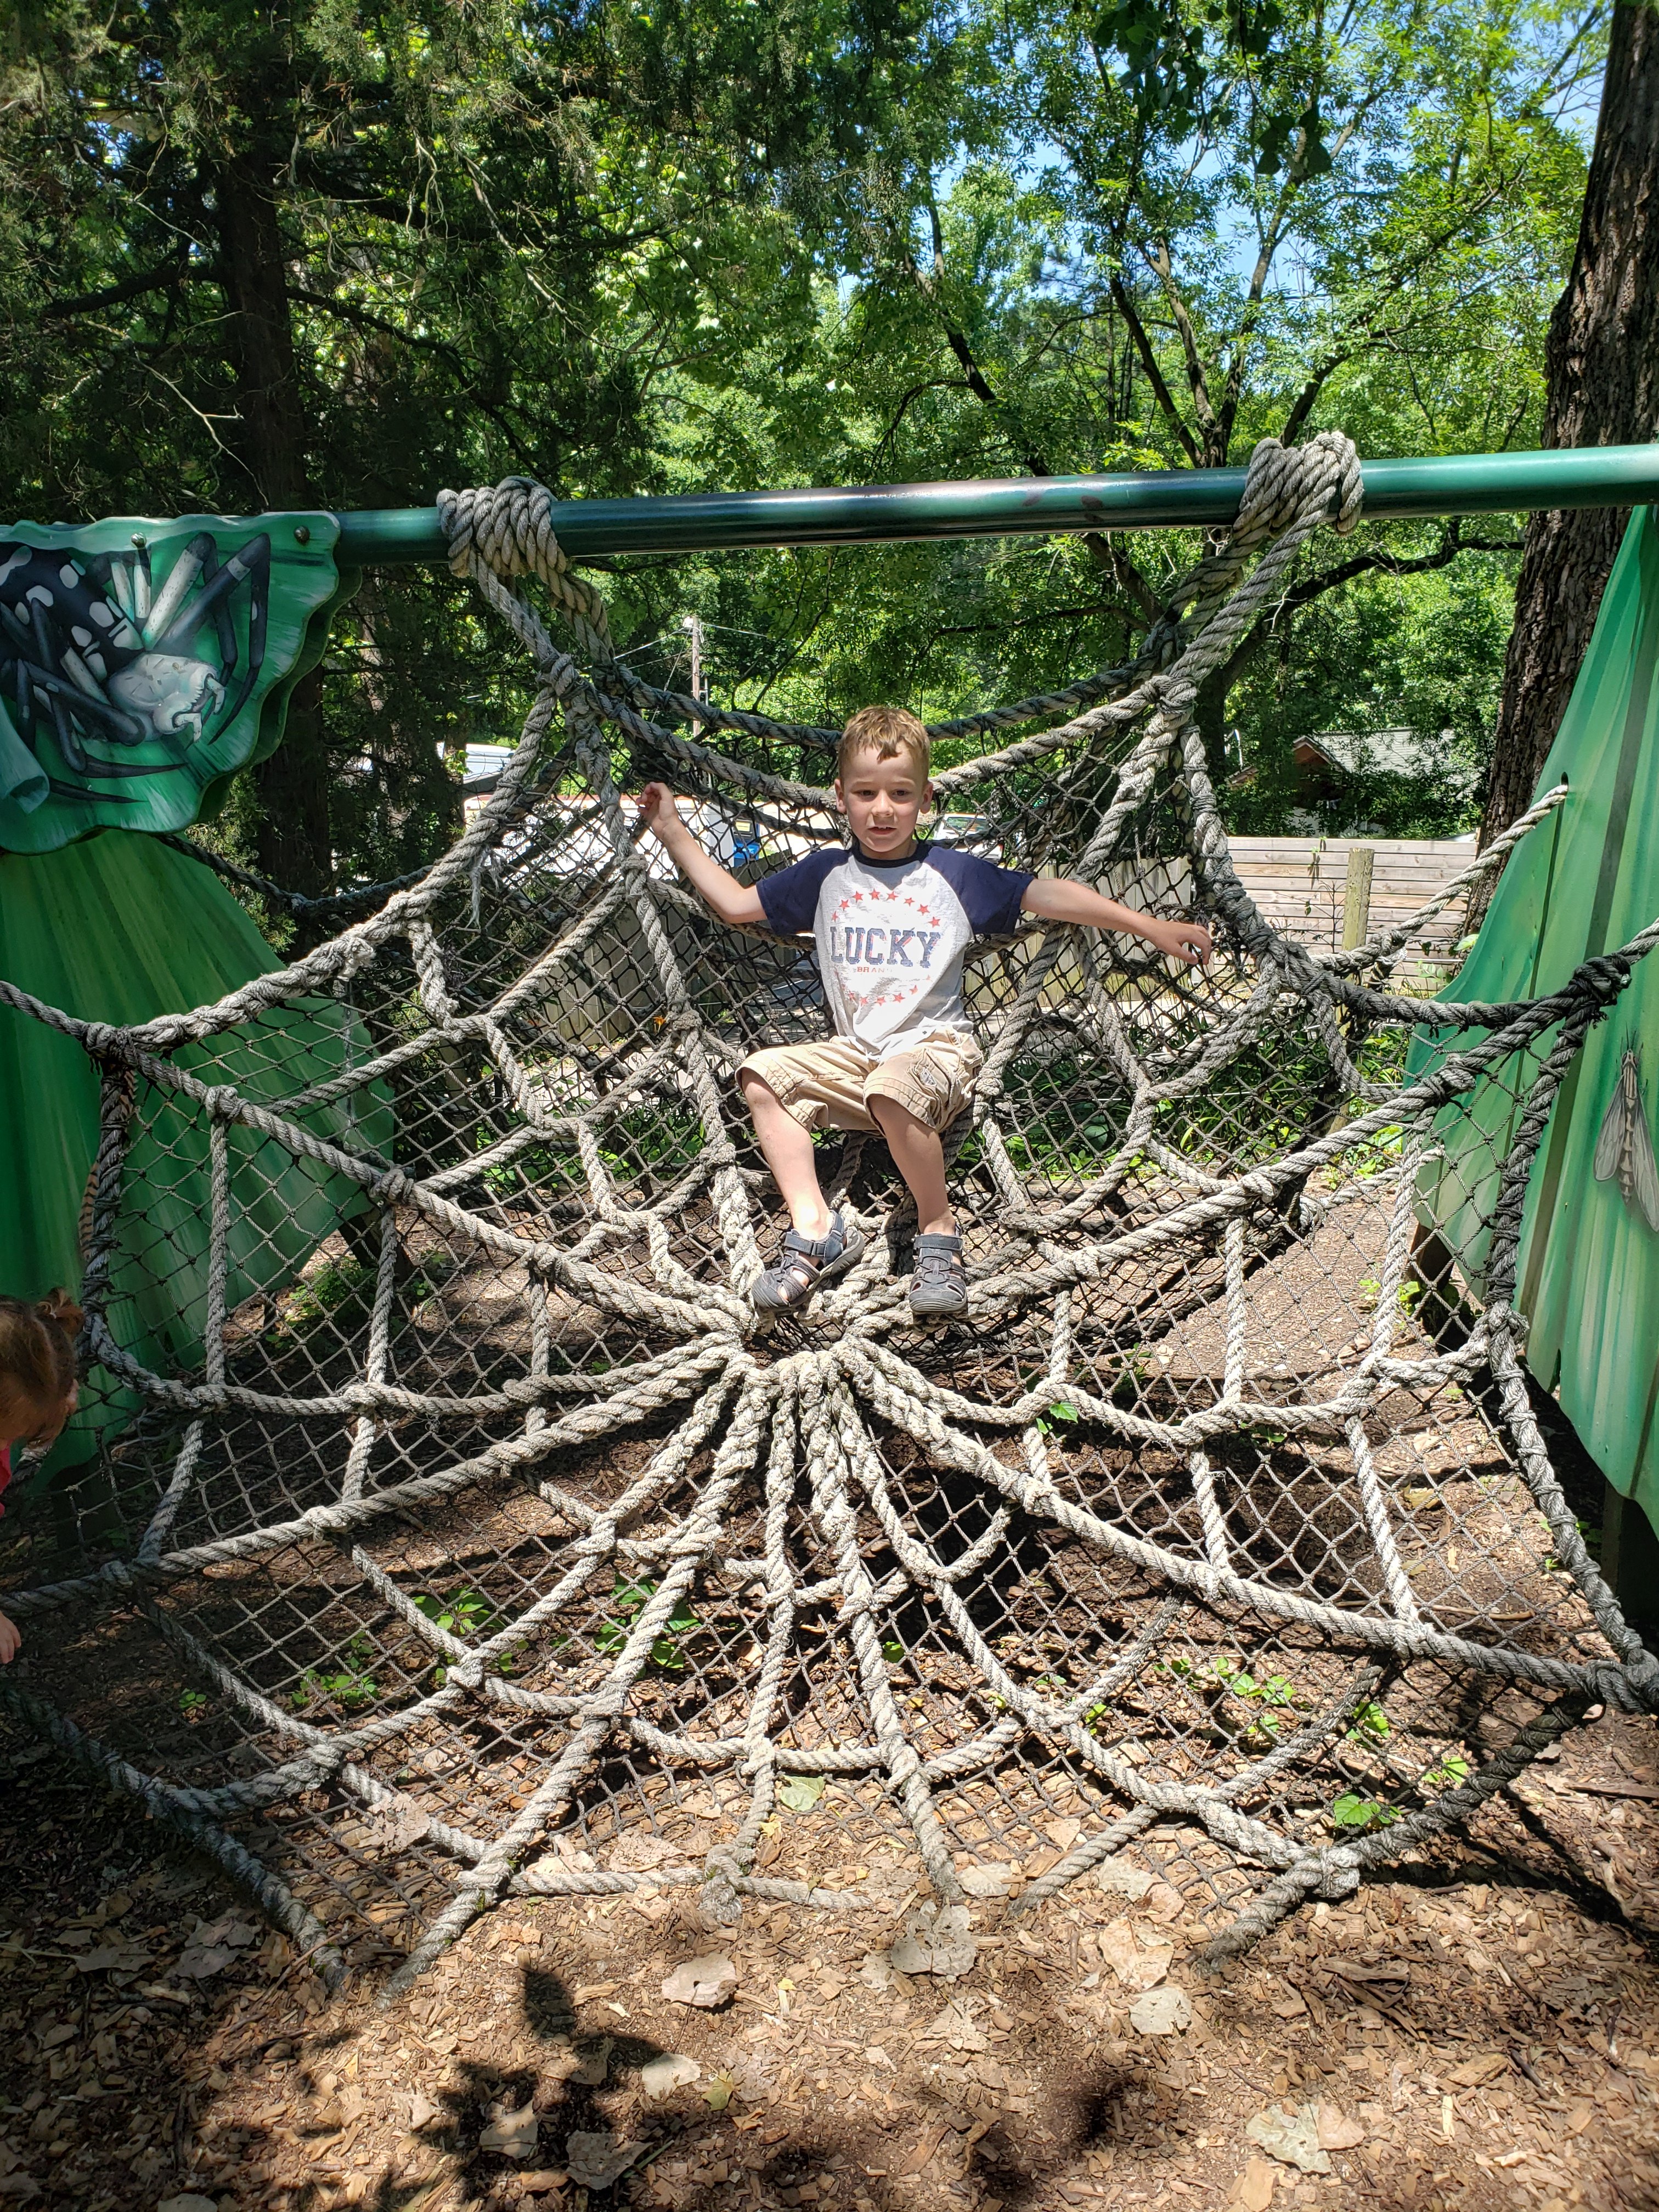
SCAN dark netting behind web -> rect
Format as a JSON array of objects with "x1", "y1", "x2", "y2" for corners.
[{"x1": 3, "y1": 432, "x2": 1655, "y2": 1994}]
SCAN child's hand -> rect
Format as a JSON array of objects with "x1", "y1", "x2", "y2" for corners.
[
  {"x1": 1144, "y1": 916, "x2": 1212, "y2": 967},
  {"x1": 635, "y1": 783, "x2": 682, "y2": 843},
  {"x1": 0, "y1": 1611, "x2": 19, "y2": 1664}
]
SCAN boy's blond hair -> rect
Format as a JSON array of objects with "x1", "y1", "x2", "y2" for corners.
[{"x1": 837, "y1": 704, "x2": 930, "y2": 787}]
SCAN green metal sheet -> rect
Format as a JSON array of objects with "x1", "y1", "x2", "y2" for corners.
[
  {"x1": 1414, "y1": 506, "x2": 1659, "y2": 1519},
  {"x1": 0, "y1": 830, "x2": 387, "y2": 1471},
  {"x1": 0, "y1": 515, "x2": 347, "y2": 854}
]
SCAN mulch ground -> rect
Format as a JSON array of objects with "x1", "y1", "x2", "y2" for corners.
[{"x1": 3, "y1": 1700, "x2": 1657, "y2": 2212}]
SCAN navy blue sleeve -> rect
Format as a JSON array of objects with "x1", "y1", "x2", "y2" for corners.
[
  {"x1": 757, "y1": 847, "x2": 843, "y2": 936},
  {"x1": 923, "y1": 846, "x2": 1034, "y2": 936}
]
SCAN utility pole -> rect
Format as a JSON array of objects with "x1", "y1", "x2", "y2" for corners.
[{"x1": 681, "y1": 613, "x2": 706, "y2": 702}]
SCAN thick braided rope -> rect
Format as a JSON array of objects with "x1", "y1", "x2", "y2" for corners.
[{"x1": 439, "y1": 478, "x2": 615, "y2": 664}]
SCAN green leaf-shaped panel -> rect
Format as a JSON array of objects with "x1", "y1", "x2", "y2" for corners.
[{"x1": 0, "y1": 512, "x2": 344, "y2": 852}]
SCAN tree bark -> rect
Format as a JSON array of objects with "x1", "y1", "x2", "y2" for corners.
[
  {"x1": 217, "y1": 145, "x2": 334, "y2": 897},
  {"x1": 1477, "y1": 1, "x2": 1659, "y2": 877}
]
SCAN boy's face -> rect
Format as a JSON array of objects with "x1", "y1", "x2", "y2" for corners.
[{"x1": 835, "y1": 746, "x2": 931, "y2": 859}]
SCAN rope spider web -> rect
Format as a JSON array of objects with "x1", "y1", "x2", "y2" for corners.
[{"x1": 3, "y1": 433, "x2": 1657, "y2": 1995}]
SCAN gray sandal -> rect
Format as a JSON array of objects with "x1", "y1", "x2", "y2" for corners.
[
  {"x1": 752, "y1": 1211, "x2": 866, "y2": 1313},
  {"x1": 910, "y1": 1232, "x2": 968, "y2": 1319}
]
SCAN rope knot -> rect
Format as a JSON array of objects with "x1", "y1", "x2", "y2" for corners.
[
  {"x1": 439, "y1": 477, "x2": 614, "y2": 663},
  {"x1": 1235, "y1": 430, "x2": 1363, "y2": 546}
]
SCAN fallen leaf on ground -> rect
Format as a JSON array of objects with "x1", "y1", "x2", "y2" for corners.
[
  {"x1": 565, "y1": 2130, "x2": 636, "y2": 2190},
  {"x1": 662, "y1": 1953, "x2": 738, "y2": 2008},
  {"x1": 890, "y1": 1904, "x2": 976, "y2": 1980},
  {"x1": 479, "y1": 2103, "x2": 539, "y2": 2159},
  {"x1": 703, "y1": 2071, "x2": 736, "y2": 2111},
  {"x1": 1446, "y1": 2052, "x2": 1509, "y2": 2089},
  {"x1": 1129, "y1": 1985, "x2": 1191, "y2": 2035},
  {"x1": 1245, "y1": 2103, "x2": 1332, "y2": 2175},
  {"x1": 606, "y1": 1832, "x2": 684, "y2": 1872},
  {"x1": 1096, "y1": 1920, "x2": 1172, "y2": 1991},
  {"x1": 1093, "y1": 1859, "x2": 1155, "y2": 1902},
  {"x1": 1231, "y1": 2155, "x2": 1278, "y2": 2209},
  {"x1": 639, "y1": 2053, "x2": 700, "y2": 2100},
  {"x1": 861, "y1": 1951, "x2": 894, "y2": 1991},
  {"x1": 927, "y1": 2000, "x2": 988, "y2": 2053},
  {"x1": 521, "y1": 2175, "x2": 567, "y2": 2198},
  {"x1": 1316, "y1": 2102, "x2": 1364, "y2": 2151},
  {"x1": 176, "y1": 1912, "x2": 259, "y2": 1980},
  {"x1": 72, "y1": 1944, "x2": 150, "y2": 1976},
  {"x1": 173, "y1": 1945, "x2": 236, "y2": 1981},
  {"x1": 364, "y1": 1801, "x2": 430, "y2": 1853},
  {"x1": 777, "y1": 1774, "x2": 827, "y2": 1813},
  {"x1": 192, "y1": 1912, "x2": 259, "y2": 1949},
  {"x1": 957, "y1": 1864, "x2": 1015, "y2": 1898},
  {"x1": 409, "y1": 2091, "x2": 441, "y2": 2130}
]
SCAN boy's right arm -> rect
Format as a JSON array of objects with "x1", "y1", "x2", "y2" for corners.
[{"x1": 635, "y1": 785, "x2": 766, "y2": 926}]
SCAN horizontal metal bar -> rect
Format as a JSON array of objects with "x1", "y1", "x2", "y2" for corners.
[
  {"x1": 10, "y1": 446, "x2": 1649, "y2": 572},
  {"x1": 330, "y1": 444, "x2": 1659, "y2": 565}
]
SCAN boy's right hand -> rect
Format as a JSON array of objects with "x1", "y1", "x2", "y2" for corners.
[
  {"x1": 635, "y1": 783, "x2": 682, "y2": 842},
  {"x1": 0, "y1": 1610, "x2": 20, "y2": 1664}
]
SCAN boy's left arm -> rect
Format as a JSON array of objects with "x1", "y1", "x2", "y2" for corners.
[{"x1": 1020, "y1": 876, "x2": 1212, "y2": 967}]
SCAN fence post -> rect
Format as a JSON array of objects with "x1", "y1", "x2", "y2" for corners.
[{"x1": 1341, "y1": 845, "x2": 1375, "y2": 950}]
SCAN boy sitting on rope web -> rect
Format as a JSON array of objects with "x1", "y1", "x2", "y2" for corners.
[{"x1": 637, "y1": 704, "x2": 1212, "y2": 1319}]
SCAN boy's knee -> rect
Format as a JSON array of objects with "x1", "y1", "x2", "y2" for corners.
[{"x1": 867, "y1": 1092, "x2": 931, "y2": 1136}]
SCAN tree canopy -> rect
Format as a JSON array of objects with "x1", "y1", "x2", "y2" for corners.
[{"x1": 0, "y1": 0, "x2": 1607, "y2": 890}]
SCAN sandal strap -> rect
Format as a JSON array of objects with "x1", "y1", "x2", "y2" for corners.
[{"x1": 754, "y1": 1214, "x2": 850, "y2": 1307}]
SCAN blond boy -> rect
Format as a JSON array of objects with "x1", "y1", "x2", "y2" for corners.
[{"x1": 636, "y1": 705, "x2": 1211, "y2": 1318}]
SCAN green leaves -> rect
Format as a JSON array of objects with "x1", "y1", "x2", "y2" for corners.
[
  {"x1": 1089, "y1": 0, "x2": 1325, "y2": 180},
  {"x1": 1421, "y1": 1753, "x2": 1470, "y2": 1791},
  {"x1": 291, "y1": 1633, "x2": 380, "y2": 1712},
  {"x1": 595, "y1": 1576, "x2": 702, "y2": 1671},
  {"x1": 777, "y1": 1773, "x2": 827, "y2": 1812},
  {"x1": 1330, "y1": 1791, "x2": 1400, "y2": 1831},
  {"x1": 415, "y1": 1585, "x2": 497, "y2": 1638}
]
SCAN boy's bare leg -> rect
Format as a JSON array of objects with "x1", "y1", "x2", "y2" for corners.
[
  {"x1": 740, "y1": 1072, "x2": 835, "y2": 1238},
  {"x1": 868, "y1": 1097, "x2": 955, "y2": 1235}
]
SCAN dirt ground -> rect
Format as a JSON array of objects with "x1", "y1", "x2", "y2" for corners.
[{"x1": 2, "y1": 1697, "x2": 1657, "y2": 2212}]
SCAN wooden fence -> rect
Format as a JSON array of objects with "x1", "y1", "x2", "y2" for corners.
[{"x1": 1227, "y1": 835, "x2": 1476, "y2": 978}]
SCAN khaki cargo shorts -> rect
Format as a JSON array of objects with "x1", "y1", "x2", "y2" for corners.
[{"x1": 738, "y1": 1032, "x2": 982, "y2": 1135}]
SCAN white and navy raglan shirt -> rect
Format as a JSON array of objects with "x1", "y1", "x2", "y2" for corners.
[{"x1": 757, "y1": 841, "x2": 1033, "y2": 1060}]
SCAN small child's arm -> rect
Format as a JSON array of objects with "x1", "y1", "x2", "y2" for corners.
[
  {"x1": 635, "y1": 784, "x2": 766, "y2": 926},
  {"x1": 1021, "y1": 876, "x2": 1212, "y2": 967}
]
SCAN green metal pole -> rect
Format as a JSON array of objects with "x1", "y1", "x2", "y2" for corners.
[{"x1": 329, "y1": 442, "x2": 1659, "y2": 567}]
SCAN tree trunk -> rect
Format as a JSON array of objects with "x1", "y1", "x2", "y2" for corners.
[
  {"x1": 217, "y1": 146, "x2": 334, "y2": 897},
  {"x1": 1476, "y1": 1, "x2": 1659, "y2": 883}
]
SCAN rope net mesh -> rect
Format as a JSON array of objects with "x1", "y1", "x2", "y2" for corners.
[{"x1": 4, "y1": 434, "x2": 1657, "y2": 1994}]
